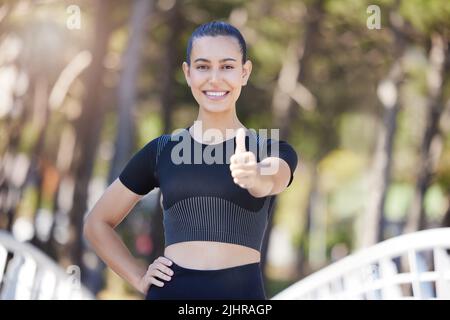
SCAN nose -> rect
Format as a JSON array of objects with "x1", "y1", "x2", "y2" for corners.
[{"x1": 209, "y1": 69, "x2": 220, "y2": 84}]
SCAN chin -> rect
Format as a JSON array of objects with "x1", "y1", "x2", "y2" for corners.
[{"x1": 203, "y1": 104, "x2": 233, "y2": 113}]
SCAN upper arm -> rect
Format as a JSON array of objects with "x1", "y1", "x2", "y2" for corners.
[
  {"x1": 85, "y1": 178, "x2": 143, "y2": 229},
  {"x1": 267, "y1": 157, "x2": 292, "y2": 195},
  {"x1": 85, "y1": 137, "x2": 160, "y2": 229},
  {"x1": 264, "y1": 139, "x2": 298, "y2": 189}
]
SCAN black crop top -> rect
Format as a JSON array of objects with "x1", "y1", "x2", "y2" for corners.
[{"x1": 118, "y1": 128, "x2": 298, "y2": 252}]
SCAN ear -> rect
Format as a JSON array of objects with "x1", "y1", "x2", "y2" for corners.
[
  {"x1": 241, "y1": 60, "x2": 252, "y2": 86},
  {"x1": 182, "y1": 61, "x2": 191, "y2": 87}
]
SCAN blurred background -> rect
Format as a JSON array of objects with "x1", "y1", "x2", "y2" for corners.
[{"x1": 0, "y1": 0, "x2": 450, "y2": 299}]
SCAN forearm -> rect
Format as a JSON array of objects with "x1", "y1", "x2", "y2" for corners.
[
  {"x1": 248, "y1": 160, "x2": 276, "y2": 198},
  {"x1": 84, "y1": 220, "x2": 146, "y2": 292}
]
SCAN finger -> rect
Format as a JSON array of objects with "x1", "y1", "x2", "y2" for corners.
[
  {"x1": 231, "y1": 153, "x2": 247, "y2": 165},
  {"x1": 234, "y1": 179, "x2": 248, "y2": 189},
  {"x1": 153, "y1": 269, "x2": 172, "y2": 282},
  {"x1": 230, "y1": 152, "x2": 253, "y2": 165},
  {"x1": 234, "y1": 176, "x2": 254, "y2": 185},
  {"x1": 235, "y1": 151, "x2": 256, "y2": 165},
  {"x1": 235, "y1": 128, "x2": 246, "y2": 154},
  {"x1": 230, "y1": 154, "x2": 239, "y2": 165},
  {"x1": 231, "y1": 169, "x2": 254, "y2": 179},
  {"x1": 149, "y1": 276, "x2": 165, "y2": 287},
  {"x1": 230, "y1": 162, "x2": 257, "y2": 172},
  {"x1": 155, "y1": 262, "x2": 174, "y2": 276},
  {"x1": 157, "y1": 256, "x2": 173, "y2": 266}
]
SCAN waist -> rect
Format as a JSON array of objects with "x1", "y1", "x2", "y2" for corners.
[{"x1": 164, "y1": 241, "x2": 261, "y2": 270}]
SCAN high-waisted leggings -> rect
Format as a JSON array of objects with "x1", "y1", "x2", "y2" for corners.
[{"x1": 145, "y1": 261, "x2": 267, "y2": 300}]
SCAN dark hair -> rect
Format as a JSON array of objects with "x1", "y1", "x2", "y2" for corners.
[{"x1": 186, "y1": 21, "x2": 247, "y2": 66}]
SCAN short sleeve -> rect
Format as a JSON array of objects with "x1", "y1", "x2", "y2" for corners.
[
  {"x1": 118, "y1": 137, "x2": 159, "y2": 195},
  {"x1": 265, "y1": 139, "x2": 298, "y2": 187}
]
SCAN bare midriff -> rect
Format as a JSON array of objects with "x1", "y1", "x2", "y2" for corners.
[{"x1": 164, "y1": 241, "x2": 261, "y2": 270}]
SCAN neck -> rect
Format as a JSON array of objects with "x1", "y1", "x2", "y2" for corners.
[{"x1": 192, "y1": 107, "x2": 245, "y2": 139}]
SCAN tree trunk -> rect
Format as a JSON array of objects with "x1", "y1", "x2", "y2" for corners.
[
  {"x1": 360, "y1": 62, "x2": 403, "y2": 247},
  {"x1": 271, "y1": 1, "x2": 322, "y2": 139},
  {"x1": 406, "y1": 34, "x2": 448, "y2": 232},
  {"x1": 160, "y1": 2, "x2": 182, "y2": 134},
  {"x1": 149, "y1": 1, "x2": 183, "y2": 264},
  {"x1": 359, "y1": 12, "x2": 407, "y2": 248},
  {"x1": 27, "y1": 76, "x2": 56, "y2": 252},
  {"x1": 262, "y1": 0, "x2": 324, "y2": 283},
  {"x1": 442, "y1": 195, "x2": 450, "y2": 228},
  {"x1": 108, "y1": 0, "x2": 153, "y2": 184},
  {"x1": 0, "y1": 75, "x2": 35, "y2": 230},
  {"x1": 80, "y1": 0, "x2": 153, "y2": 296},
  {"x1": 65, "y1": 0, "x2": 113, "y2": 272}
]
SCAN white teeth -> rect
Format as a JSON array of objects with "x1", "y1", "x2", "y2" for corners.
[{"x1": 205, "y1": 91, "x2": 227, "y2": 96}]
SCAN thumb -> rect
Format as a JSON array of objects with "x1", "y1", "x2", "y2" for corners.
[{"x1": 235, "y1": 128, "x2": 247, "y2": 154}]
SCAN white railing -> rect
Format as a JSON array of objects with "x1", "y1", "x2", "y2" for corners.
[
  {"x1": 272, "y1": 228, "x2": 450, "y2": 300},
  {"x1": 0, "y1": 230, "x2": 95, "y2": 300}
]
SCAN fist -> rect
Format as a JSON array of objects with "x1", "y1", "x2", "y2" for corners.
[{"x1": 229, "y1": 128, "x2": 258, "y2": 189}]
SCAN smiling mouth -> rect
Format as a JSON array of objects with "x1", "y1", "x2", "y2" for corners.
[{"x1": 202, "y1": 91, "x2": 230, "y2": 100}]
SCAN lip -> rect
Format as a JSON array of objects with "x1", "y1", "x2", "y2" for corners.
[{"x1": 202, "y1": 90, "x2": 230, "y2": 101}]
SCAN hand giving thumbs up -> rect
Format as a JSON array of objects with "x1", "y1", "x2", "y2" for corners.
[{"x1": 229, "y1": 128, "x2": 258, "y2": 189}]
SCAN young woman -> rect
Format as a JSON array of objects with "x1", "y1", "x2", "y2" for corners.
[{"x1": 84, "y1": 21, "x2": 298, "y2": 300}]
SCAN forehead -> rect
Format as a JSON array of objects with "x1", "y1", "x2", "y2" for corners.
[{"x1": 191, "y1": 36, "x2": 241, "y2": 61}]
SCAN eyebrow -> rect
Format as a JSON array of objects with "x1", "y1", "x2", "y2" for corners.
[{"x1": 193, "y1": 58, "x2": 237, "y2": 63}]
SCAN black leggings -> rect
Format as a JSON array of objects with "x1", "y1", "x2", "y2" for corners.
[{"x1": 145, "y1": 261, "x2": 267, "y2": 300}]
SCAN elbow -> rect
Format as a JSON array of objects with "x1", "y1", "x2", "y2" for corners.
[{"x1": 83, "y1": 213, "x2": 114, "y2": 244}]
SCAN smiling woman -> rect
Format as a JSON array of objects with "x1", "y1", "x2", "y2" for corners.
[
  {"x1": 83, "y1": 21, "x2": 298, "y2": 300},
  {"x1": 182, "y1": 30, "x2": 252, "y2": 115}
]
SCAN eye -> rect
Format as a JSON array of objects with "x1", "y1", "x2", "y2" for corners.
[
  {"x1": 222, "y1": 65, "x2": 234, "y2": 70},
  {"x1": 196, "y1": 65, "x2": 208, "y2": 70}
]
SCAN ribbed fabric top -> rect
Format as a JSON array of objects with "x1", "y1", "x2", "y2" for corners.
[
  {"x1": 118, "y1": 127, "x2": 298, "y2": 253},
  {"x1": 164, "y1": 196, "x2": 271, "y2": 251}
]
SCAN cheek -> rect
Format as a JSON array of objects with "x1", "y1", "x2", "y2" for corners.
[
  {"x1": 189, "y1": 71, "x2": 245, "y2": 90},
  {"x1": 227, "y1": 73, "x2": 246, "y2": 87},
  {"x1": 189, "y1": 79, "x2": 204, "y2": 100},
  {"x1": 190, "y1": 71, "x2": 207, "y2": 85}
]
